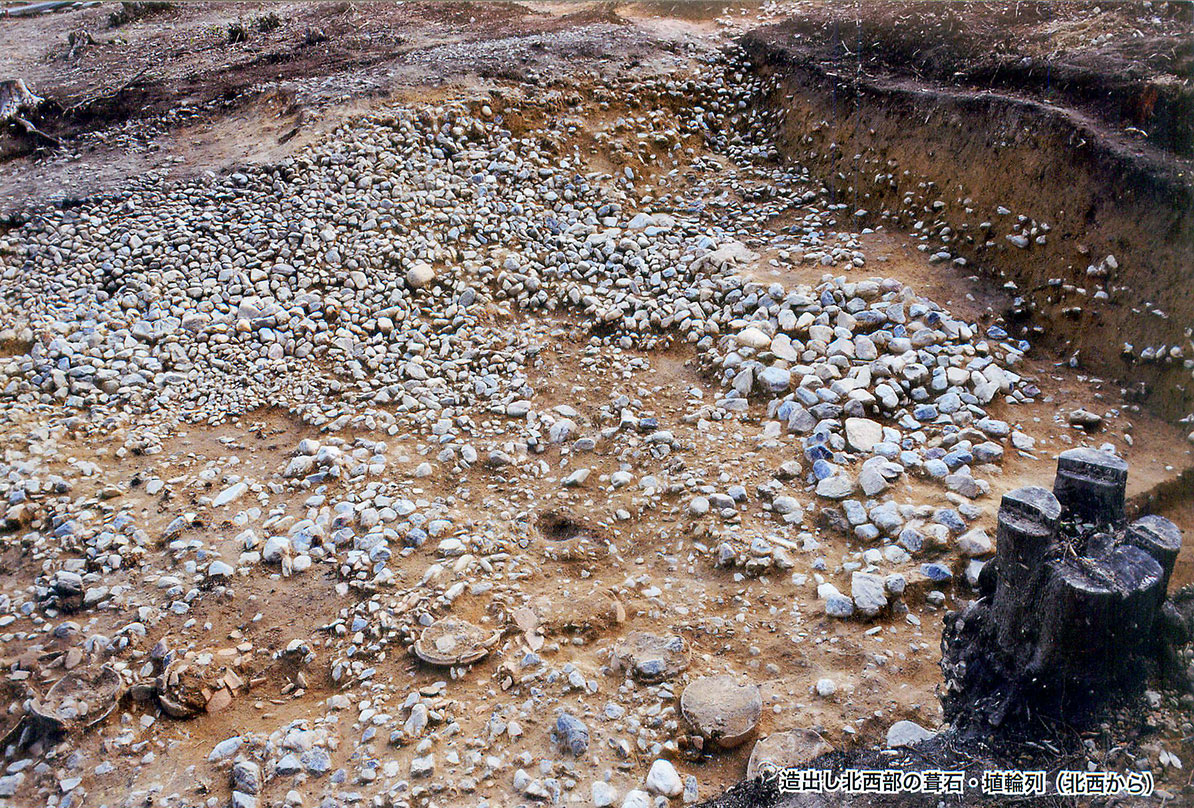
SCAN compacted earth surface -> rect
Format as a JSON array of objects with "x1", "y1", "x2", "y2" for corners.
[{"x1": 0, "y1": 3, "x2": 1192, "y2": 808}]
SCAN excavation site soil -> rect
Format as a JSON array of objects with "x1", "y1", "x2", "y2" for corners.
[{"x1": 0, "y1": 3, "x2": 1192, "y2": 808}]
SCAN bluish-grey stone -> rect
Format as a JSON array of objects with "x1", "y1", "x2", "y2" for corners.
[
  {"x1": 555, "y1": 713, "x2": 589, "y2": 755},
  {"x1": 758, "y1": 366, "x2": 791, "y2": 393},
  {"x1": 920, "y1": 563, "x2": 953, "y2": 583},
  {"x1": 825, "y1": 594, "x2": 854, "y2": 618},
  {"x1": 851, "y1": 572, "x2": 887, "y2": 617}
]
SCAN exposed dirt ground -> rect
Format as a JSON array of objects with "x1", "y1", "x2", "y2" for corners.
[{"x1": 1, "y1": 3, "x2": 1193, "y2": 808}]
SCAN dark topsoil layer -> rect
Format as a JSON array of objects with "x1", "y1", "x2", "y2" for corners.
[
  {"x1": 1, "y1": 1, "x2": 621, "y2": 144},
  {"x1": 750, "y1": 1, "x2": 1194, "y2": 159}
]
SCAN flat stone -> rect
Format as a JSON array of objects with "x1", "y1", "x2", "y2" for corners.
[
  {"x1": 816, "y1": 475, "x2": 855, "y2": 499},
  {"x1": 851, "y1": 571, "x2": 888, "y2": 618},
  {"x1": 410, "y1": 754, "x2": 435, "y2": 777},
  {"x1": 209, "y1": 736, "x2": 242, "y2": 762},
  {"x1": 1011, "y1": 431, "x2": 1036, "y2": 451},
  {"x1": 746, "y1": 729, "x2": 834, "y2": 779},
  {"x1": 562, "y1": 468, "x2": 591, "y2": 487},
  {"x1": 213, "y1": 482, "x2": 248, "y2": 507},
  {"x1": 844, "y1": 418, "x2": 883, "y2": 453},
  {"x1": 886, "y1": 720, "x2": 936, "y2": 749},
  {"x1": 231, "y1": 792, "x2": 258, "y2": 808},
  {"x1": 680, "y1": 675, "x2": 762, "y2": 749}
]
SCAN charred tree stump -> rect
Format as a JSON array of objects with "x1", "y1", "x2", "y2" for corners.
[
  {"x1": 942, "y1": 449, "x2": 1183, "y2": 729},
  {"x1": 1052, "y1": 447, "x2": 1128, "y2": 525},
  {"x1": 1033, "y1": 545, "x2": 1163, "y2": 695},
  {"x1": 1126, "y1": 514, "x2": 1183, "y2": 593},
  {"x1": 990, "y1": 485, "x2": 1060, "y2": 661}
]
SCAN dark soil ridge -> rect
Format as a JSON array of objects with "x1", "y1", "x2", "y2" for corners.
[
  {"x1": 749, "y1": 3, "x2": 1194, "y2": 159},
  {"x1": 0, "y1": 1, "x2": 622, "y2": 164},
  {"x1": 739, "y1": 20, "x2": 1194, "y2": 425}
]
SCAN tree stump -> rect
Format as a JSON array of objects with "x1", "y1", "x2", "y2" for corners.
[
  {"x1": 990, "y1": 485, "x2": 1060, "y2": 660},
  {"x1": 942, "y1": 449, "x2": 1182, "y2": 728},
  {"x1": 0, "y1": 80, "x2": 43, "y2": 123},
  {"x1": 1126, "y1": 514, "x2": 1183, "y2": 593},
  {"x1": 1052, "y1": 447, "x2": 1128, "y2": 525},
  {"x1": 0, "y1": 79, "x2": 59, "y2": 147},
  {"x1": 1033, "y1": 545, "x2": 1163, "y2": 697}
]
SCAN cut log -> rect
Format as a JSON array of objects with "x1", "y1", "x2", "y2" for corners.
[
  {"x1": 1, "y1": 2, "x2": 77, "y2": 19},
  {"x1": 1052, "y1": 447, "x2": 1128, "y2": 524},
  {"x1": 1126, "y1": 514, "x2": 1182, "y2": 593},
  {"x1": 991, "y1": 485, "x2": 1060, "y2": 659},
  {"x1": 1031, "y1": 546, "x2": 1163, "y2": 700}
]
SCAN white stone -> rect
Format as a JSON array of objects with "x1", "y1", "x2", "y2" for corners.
[
  {"x1": 844, "y1": 418, "x2": 882, "y2": 453},
  {"x1": 735, "y1": 327, "x2": 772, "y2": 350},
  {"x1": 816, "y1": 475, "x2": 855, "y2": 499},
  {"x1": 406, "y1": 262, "x2": 436, "y2": 289},
  {"x1": 957, "y1": 528, "x2": 994, "y2": 557},
  {"x1": 645, "y1": 760, "x2": 683, "y2": 797},
  {"x1": 261, "y1": 536, "x2": 290, "y2": 563},
  {"x1": 213, "y1": 482, "x2": 248, "y2": 507},
  {"x1": 621, "y1": 789, "x2": 653, "y2": 808},
  {"x1": 851, "y1": 571, "x2": 887, "y2": 617},
  {"x1": 563, "y1": 468, "x2": 591, "y2": 487},
  {"x1": 886, "y1": 720, "x2": 935, "y2": 748},
  {"x1": 592, "y1": 781, "x2": 618, "y2": 807}
]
